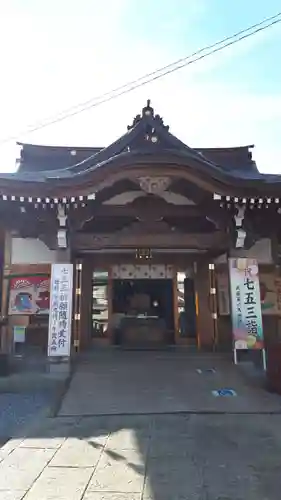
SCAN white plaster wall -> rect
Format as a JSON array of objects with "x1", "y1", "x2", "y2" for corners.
[
  {"x1": 11, "y1": 238, "x2": 58, "y2": 264},
  {"x1": 104, "y1": 191, "x2": 195, "y2": 205},
  {"x1": 215, "y1": 238, "x2": 273, "y2": 264}
]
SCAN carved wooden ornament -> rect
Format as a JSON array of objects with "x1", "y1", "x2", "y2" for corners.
[{"x1": 138, "y1": 176, "x2": 171, "y2": 195}]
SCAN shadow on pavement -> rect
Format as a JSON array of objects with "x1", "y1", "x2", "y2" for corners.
[
  {"x1": 1, "y1": 351, "x2": 281, "y2": 498},
  {"x1": 0, "y1": 412, "x2": 281, "y2": 499}
]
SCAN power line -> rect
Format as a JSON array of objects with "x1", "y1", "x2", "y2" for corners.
[
  {"x1": 2, "y1": 14, "x2": 281, "y2": 146},
  {"x1": 23, "y1": 11, "x2": 281, "y2": 124},
  {"x1": 1, "y1": 12, "x2": 280, "y2": 146},
  {"x1": 65, "y1": 13, "x2": 281, "y2": 173}
]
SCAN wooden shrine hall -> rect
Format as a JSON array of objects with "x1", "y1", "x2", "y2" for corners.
[{"x1": 1, "y1": 100, "x2": 281, "y2": 353}]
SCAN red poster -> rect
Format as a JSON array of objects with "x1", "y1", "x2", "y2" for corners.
[{"x1": 9, "y1": 275, "x2": 50, "y2": 315}]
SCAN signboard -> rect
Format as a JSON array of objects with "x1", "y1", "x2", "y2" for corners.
[
  {"x1": 48, "y1": 264, "x2": 73, "y2": 357},
  {"x1": 9, "y1": 276, "x2": 50, "y2": 315},
  {"x1": 229, "y1": 258, "x2": 264, "y2": 350}
]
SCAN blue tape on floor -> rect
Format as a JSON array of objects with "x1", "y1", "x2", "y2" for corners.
[{"x1": 212, "y1": 389, "x2": 237, "y2": 397}]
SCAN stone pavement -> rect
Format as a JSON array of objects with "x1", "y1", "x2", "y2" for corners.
[
  {"x1": 59, "y1": 350, "x2": 281, "y2": 416},
  {"x1": 0, "y1": 391, "x2": 54, "y2": 439},
  {"x1": 1, "y1": 351, "x2": 281, "y2": 499},
  {"x1": 0, "y1": 359, "x2": 69, "y2": 440},
  {"x1": 1, "y1": 413, "x2": 281, "y2": 499}
]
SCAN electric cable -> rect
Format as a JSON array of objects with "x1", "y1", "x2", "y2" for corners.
[{"x1": 0, "y1": 12, "x2": 280, "y2": 146}]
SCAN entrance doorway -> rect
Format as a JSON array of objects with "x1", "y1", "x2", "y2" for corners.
[
  {"x1": 89, "y1": 265, "x2": 198, "y2": 348},
  {"x1": 176, "y1": 272, "x2": 197, "y2": 342},
  {"x1": 111, "y1": 279, "x2": 174, "y2": 347},
  {"x1": 91, "y1": 270, "x2": 109, "y2": 338}
]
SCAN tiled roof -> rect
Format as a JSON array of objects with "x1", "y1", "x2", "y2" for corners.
[{"x1": 0, "y1": 101, "x2": 279, "y2": 188}]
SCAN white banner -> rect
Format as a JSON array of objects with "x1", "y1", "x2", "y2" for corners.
[{"x1": 48, "y1": 264, "x2": 73, "y2": 357}]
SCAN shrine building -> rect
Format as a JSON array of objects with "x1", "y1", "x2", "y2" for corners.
[{"x1": 1, "y1": 100, "x2": 281, "y2": 353}]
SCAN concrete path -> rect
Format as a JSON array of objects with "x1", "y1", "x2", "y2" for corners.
[
  {"x1": 59, "y1": 350, "x2": 281, "y2": 416},
  {"x1": 1, "y1": 413, "x2": 281, "y2": 499}
]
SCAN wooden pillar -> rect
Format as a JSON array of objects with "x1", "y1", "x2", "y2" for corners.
[
  {"x1": 194, "y1": 260, "x2": 214, "y2": 350},
  {"x1": 56, "y1": 248, "x2": 71, "y2": 263},
  {"x1": 107, "y1": 266, "x2": 113, "y2": 344},
  {"x1": 267, "y1": 237, "x2": 281, "y2": 342},
  {"x1": 73, "y1": 259, "x2": 82, "y2": 352},
  {"x1": 173, "y1": 271, "x2": 179, "y2": 344},
  {"x1": 79, "y1": 258, "x2": 92, "y2": 350},
  {"x1": 1, "y1": 231, "x2": 12, "y2": 353}
]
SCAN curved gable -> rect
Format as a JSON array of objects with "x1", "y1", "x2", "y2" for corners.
[{"x1": 0, "y1": 101, "x2": 280, "y2": 199}]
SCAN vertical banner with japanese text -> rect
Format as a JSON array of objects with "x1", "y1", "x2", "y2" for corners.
[
  {"x1": 48, "y1": 264, "x2": 73, "y2": 357},
  {"x1": 229, "y1": 258, "x2": 264, "y2": 350}
]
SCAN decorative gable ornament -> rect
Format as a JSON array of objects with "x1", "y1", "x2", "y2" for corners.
[
  {"x1": 138, "y1": 176, "x2": 171, "y2": 195},
  {"x1": 57, "y1": 204, "x2": 67, "y2": 227},
  {"x1": 236, "y1": 228, "x2": 247, "y2": 249},
  {"x1": 234, "y1": 206, "x2": 246, "y2": 248},
  {"x1": 57, "y1": 228, "x2": 67, "y2": 248}
]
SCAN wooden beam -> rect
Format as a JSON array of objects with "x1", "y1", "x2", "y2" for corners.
[
  {"x1": 72, "y1": 230, "x2": 227, "y2": 251},
  {"x1": 67, "y1": 203, "x2": 217, "y2": 232},
  {"x1": 69, "y1": 204, "x2": 213, "y2": 219}
]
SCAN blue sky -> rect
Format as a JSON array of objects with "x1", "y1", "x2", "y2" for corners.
[{"x1": 0, "y1": 0, "x2": 280, "y2": 172}]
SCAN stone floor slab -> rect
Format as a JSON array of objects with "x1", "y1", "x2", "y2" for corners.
[
  {"x1": 142, "y1": 494, "x2": 203, "y2": 500},
  {"x1": 23, "y1": 466, "x2": 93, "y2": 500},
  {"x1": 149, "y1": 433, "x2": 194, "y2": 457},
  {"x1": 71, "y1": 425, "x2": 110, "y2": 445},
  {"x1": 143, "y1": 495, "x2": 204, "y2": 500},
  {"x1": 24, "y1": 416, "x2": 81, "y2": 439},
  {"x1": 0, "y1": 448, "x2": 55, "y2": 491},
  {"x1": 1, "y1": 352, "x2": 281, "y2": 500},
  {"x1": 0, "y1": 447, "x2": 55, "y2": 468},
  {"x1": 143, "y1": 482, "x2": 205, "y2": 499},
  {"x1": 59, "y1": 352, "x2": 281, "y2": 416},
  {"x1": 83, "y1": 494, "x2": 141, "y2": 500},
  {"x1": 0, "y1": 438, "x2": 24, "y2": 455},
  {"x1": 0, "y1": 411, "x2": 280, "y2": 499},
  {"x1": 144, "y1": 457, "x2": 204, "y2": 498},
  {"x1": 0, "y1": 450, "x2": 7, "y2": 463},
  {"x1": 19, "y1": 437, "x2": 65, "y2": 449},
  {"x1": 106, "y1": 429, "x2": 150, "y2": 451},
  {"x1": 49, "y1": 437, "x2": 103, "y2": 467},
  {"x1": 88, "y1": 449, "x2": 145, "y2": 493},
  {"x1": 0, "y1": 492, "x2": 26, "y2": 500}
]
